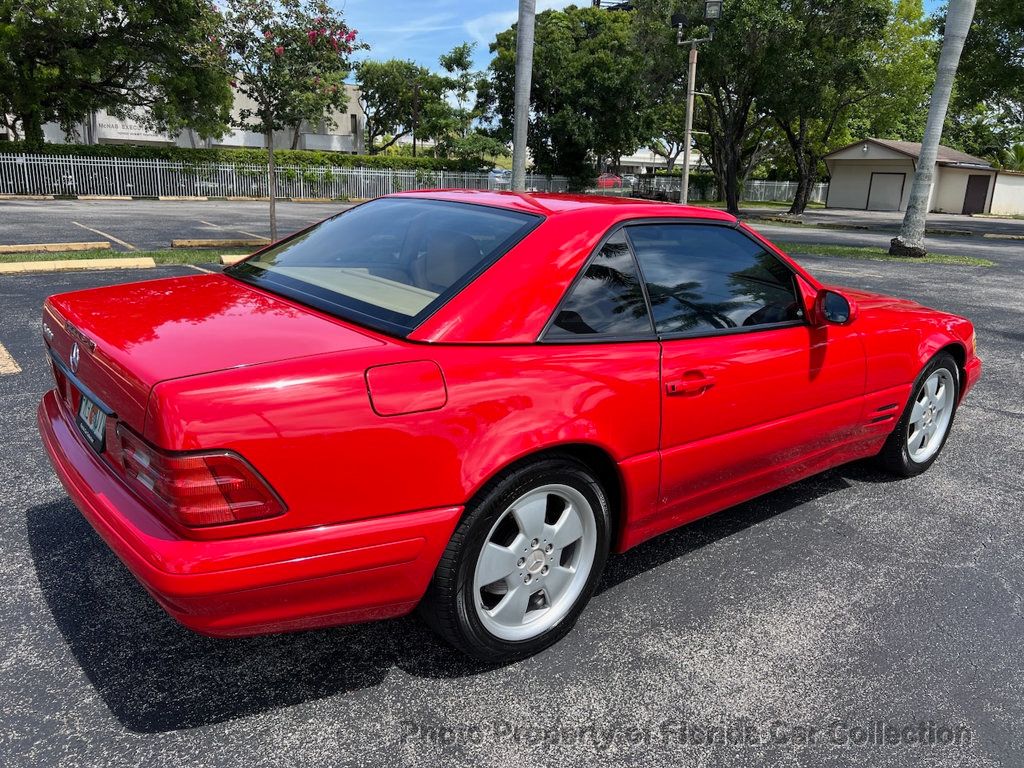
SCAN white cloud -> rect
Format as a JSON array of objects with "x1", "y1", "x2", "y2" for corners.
[{"x1": 464, "y1": 0, "x2": 579, "y2": 49}]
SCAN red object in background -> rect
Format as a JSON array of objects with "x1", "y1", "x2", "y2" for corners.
[
  {"x1": 596, "y1": 173, "x2": 623, "y2": 189},
  {"x1": 38, "y1": 190, "x2": 981, "y2": 639}
]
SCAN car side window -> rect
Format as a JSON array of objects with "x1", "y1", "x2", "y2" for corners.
[
  {"x1": 626, "y1": 223, "x2": 802, "y2": 337},
  {"x1": 547, "y1": 231, "x2": 654, "y2": 338}
]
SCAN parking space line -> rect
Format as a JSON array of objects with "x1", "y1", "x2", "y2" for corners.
[
  {"x1": 0, "y1": 342, "x2": 22, "y2": 375},
  {"x1": 185, "y1": 264, "x2": 216, "y2": 274},
  {"x1": 71, "y1": 221, "x2": 137, "y2": 251},
  {"x1": 200, "y1": 220, "x2": 266, "y2": 241}
]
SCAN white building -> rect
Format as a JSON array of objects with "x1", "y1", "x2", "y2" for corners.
[
  {"x1": 29, "y1": 84, "x2": 368, "y2": 154},
  {"x1": 823, "y1": 138, "x2": 1002, "y2": 214}
]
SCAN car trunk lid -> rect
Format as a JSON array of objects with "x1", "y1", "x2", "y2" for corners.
[{"x1": 44, "y1": 273, "x2": 387, "y2": 436}]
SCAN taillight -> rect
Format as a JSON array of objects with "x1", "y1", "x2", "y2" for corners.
[{"x1": 116, "y1": 424, "x2": 285, "y2": 527}]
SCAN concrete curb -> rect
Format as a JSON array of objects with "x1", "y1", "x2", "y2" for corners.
[
  {"x1": 0, "y1": 241, "x2": 109, "y2": 254},
  {"x1": 745, "y1": 215, "x2": 1011, "y2": 239},
  {"x1": 171, "y1": 238, "x2": 269, "y2": 248},
  {"x1": 0, "y1": 257, "x2": 155, "y2": 273},
  {"x1": 219, "y1": 254, "x2": 249, "y2": 266}
]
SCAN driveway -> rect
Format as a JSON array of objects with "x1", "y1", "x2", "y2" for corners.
[{"x1": 1, "y1": 253, "x2": 1022, "y2": 766}]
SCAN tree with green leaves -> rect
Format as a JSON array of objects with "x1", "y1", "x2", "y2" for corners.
[
  {"x1": 0, "y1": 0, "x2": 232, "y2": 147},
  {"x1": 355, "y1": 59, "x2": 446, "y2": 154},
  {"x1": 220, "y1": 0, "x2": 362, "y2": 239},
  {"x1": 486, "y1": 5, "x2": 656, "y2": 185},
  {"x1": 943, "y1": 0, "x2": 1023, "y2": 157},
  {"x1": 845, "y1": 0, "x2": 936, "y2": 143},
  {"x1": 759, "y1": 0, "x2": 889, "y2": 214},
  {"x1": 634, "y1": 0, "x2": 779, "y2": 213}
]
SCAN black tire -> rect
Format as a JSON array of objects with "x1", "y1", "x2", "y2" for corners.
[
  {"x1": 876, "y1": 352, "x2": 960, "y2": 477},
  {"x1": 418, "y1": 455, "x2": 611, "y2": 662}
]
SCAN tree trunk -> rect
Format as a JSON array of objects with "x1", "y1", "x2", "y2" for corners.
[
  {"x1": 788, "y1": 152, "x2": 816, "y2": 215},
  {"x1": 20, "y1": 109, "x2": 45, "y2": 149},
  {"x1": 511, "y1": 0, "x2": 537, "y2": 191},
  {"x1": 291, "y1": 124, "x2": 302, "y2": 150},
  {"x1": 266, "y1": 128, "x2": 278, "y2": 242},
  {"x1": 891, "y1": 0, "x2": 977, "y2": 257}
]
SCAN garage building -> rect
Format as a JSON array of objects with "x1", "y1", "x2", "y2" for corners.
[{"x1": 824, "y1": 138, "x2": 998, "y2": 215}]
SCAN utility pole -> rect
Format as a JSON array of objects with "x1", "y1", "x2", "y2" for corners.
[
  {"x1": 511, "y1": 0, "x2": 536, "y2": 192},
  {"x1": 679, "y1": 40, "x2": 700, "y2": 205},
  {"x1": 674, "y1": 1, "x2": 721, "y2": 205}
]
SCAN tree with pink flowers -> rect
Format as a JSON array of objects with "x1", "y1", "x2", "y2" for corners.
[{"x1": 220, "y1": 0, "x2": 364, "y2": 238}]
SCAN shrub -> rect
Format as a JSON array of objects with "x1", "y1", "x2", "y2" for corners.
[{"x1": 0, "y1": 142, "x2": 487, "y2": 172}]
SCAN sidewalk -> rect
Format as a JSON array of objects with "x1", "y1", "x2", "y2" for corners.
[{"x1": 740, "y1": 206, "x2": 1024, "y2": 239}]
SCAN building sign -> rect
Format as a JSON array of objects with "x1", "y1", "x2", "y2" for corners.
[{"x1": 94, "y1": 112, "x2": 175, "y2": 144}]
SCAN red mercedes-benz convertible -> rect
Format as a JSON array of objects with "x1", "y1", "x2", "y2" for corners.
[{"x1": 38, "y1": 191, "x2": 980, "y2": 660}]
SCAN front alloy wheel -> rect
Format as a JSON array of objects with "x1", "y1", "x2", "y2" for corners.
[
  {"x1": 419, "y1": 456, "x2": 610, "y2": 661},
  {"x1": 877, "y1": 352, "x2": 960, "y2": 477}
]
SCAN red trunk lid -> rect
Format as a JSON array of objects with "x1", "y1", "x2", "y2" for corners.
[{"x1": 44, "y1": 273, "x2": 385, "y2": 432}]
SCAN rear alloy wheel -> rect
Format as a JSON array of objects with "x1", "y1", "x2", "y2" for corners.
[
  {"x1": 419, "y1": 456, "x2": 610, "y2": 662},
  {"x1": 877, "y1": 353, "x2": 960, "y2": 477}
]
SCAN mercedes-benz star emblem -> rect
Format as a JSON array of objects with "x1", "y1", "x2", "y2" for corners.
[{"x1": 69, "y1": 342, "x2": 80, "y2": 373}]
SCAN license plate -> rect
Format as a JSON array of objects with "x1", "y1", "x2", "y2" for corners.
[{"x1": 77, "y1": 393, "x2": 107, "y2": 452}]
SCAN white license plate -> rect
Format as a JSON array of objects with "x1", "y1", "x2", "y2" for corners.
[{"x1": 77, "y1": 393, "x2": 107, "y2": 451}]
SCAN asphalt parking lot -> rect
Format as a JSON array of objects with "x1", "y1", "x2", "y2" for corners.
[
  {"x1": 0, "y1": 198, "x2": 349, "y2": 250},
  {"x1": 1, "y1": 197, "x2": 1022, "y2": 263},
  {"x1": 1, "y1": 249, "x2": 1023, "y2": 766}
]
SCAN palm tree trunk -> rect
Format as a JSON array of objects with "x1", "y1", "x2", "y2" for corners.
[
  {"x1": 511, "y1": 0, "x2": 536, "y2": 192},
  {"x1": 890, "y1": 0, "x2": 976, "y2": 257}
]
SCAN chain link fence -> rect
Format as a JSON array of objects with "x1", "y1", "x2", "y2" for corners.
[{"x1": 634, "y1": 175, "x2": 828, "y2": 204}]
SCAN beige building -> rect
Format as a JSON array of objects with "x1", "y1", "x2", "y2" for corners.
[{"x1": 823, "y1": 138, "x2": 998, "y2": 215}]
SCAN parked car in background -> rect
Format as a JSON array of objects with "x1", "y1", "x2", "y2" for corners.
[
  {"x1": 488, "y1": 168, "x2": 511, "y2": 189},
  {"x1": 596, "y1": 173, "x2": 623, "y2": 189},
  {"x1": 38, "y1": 191, "x2": 981, "y2": 662}
]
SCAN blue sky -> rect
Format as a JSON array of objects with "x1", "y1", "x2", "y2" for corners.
[{"x1": 342, "y1": 0, "x2": 946, "y2": 73}]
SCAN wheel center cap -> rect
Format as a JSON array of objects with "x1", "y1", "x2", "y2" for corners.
[{"x1": 526, "y1": 550, "x2": 545, "y2": 573}]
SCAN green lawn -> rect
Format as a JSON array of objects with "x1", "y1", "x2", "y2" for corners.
[{"x1": 776, "y1": 241, "x2": 993, "y2": 267}]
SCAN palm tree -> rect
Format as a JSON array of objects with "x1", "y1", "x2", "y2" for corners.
[
  {"x1": 889, "y1": 0, "x2": 977, "y2": 258},
  {"x1": 511, "y1": 0, "x2": 536, "y2": 192},
  {"x1": 992, "y1": 144, "x2": 1024, "y2": 172}
]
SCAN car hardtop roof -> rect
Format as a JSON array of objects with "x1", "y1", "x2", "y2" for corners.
[{"x1": 385, "y1": 189, "x2": 738, "y2": 223}]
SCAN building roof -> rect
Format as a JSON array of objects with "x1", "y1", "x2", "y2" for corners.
[{"x1": 825, "y1": 138, "x2": 993, "y2": 168}]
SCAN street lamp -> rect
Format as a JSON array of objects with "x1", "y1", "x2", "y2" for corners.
[{"x1": 674, "y1": 1, "x2": 722, "y2": 204}]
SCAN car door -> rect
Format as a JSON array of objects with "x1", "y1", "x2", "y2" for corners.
[{"x1": 625, "y1": 221, "x2": 865, "y2": 527}]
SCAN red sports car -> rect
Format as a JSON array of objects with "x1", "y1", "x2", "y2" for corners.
[
  {"x1": 596, "y1": 173, "x2": 623, "y2": 189},
  {"x1": 38, "y1": 191, "x2": 981, "y2": 661}
]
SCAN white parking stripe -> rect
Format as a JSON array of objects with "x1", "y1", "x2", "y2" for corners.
[
  {"x1": 200, "y1": 219, "x2": 266, "y2": 241},
  {"x1": 0, "y1": 342, "x2": 22, "y2": 375},
  {"x1": 71, "y1": 221, "x2": 137, "y2": 251}
]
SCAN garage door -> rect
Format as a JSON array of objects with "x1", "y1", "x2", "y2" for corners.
[{"x1": 867, "y1": 172, "x2": 905, "y2": 211}]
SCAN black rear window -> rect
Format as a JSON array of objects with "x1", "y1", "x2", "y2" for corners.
[{"x1": 228, "y1": 198, "x2": 541, "y2": 336}]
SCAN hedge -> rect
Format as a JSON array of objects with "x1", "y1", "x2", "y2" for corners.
[{"x1": 0, "y1": 142, "x2": 487, "y2": 172}]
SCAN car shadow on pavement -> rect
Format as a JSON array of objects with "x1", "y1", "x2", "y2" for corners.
[{"x1": 27, "y1": 466, "x2": 861, "y2": 734}]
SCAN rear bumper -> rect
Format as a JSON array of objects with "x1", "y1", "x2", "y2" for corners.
[{"x1": 37, "y1": 390, "x2": 462, "y2": 637}]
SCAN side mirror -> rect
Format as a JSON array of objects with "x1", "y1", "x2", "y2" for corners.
[{"x1": 815, "y1": 289, "x2": 854, "y2": 325}]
